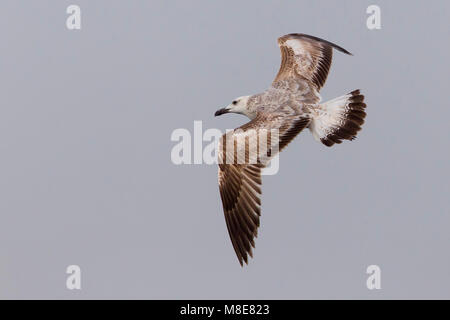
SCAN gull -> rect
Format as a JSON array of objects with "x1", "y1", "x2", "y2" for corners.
[{"x1": 214, "y1": 33, "x2": 367, "y2": 266}]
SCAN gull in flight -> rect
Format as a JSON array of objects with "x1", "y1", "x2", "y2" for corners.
[{"x1": 214, "y1": 33, "x2": 367, "y2": 266}]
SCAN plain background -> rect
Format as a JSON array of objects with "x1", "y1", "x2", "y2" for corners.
[{"x1": 0, "y1": 0, "x2": 449, "y2": 299}]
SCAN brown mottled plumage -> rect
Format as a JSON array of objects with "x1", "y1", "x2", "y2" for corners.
[{"x1": 215, "y1": 33, "x2": 367, "y2": 266}]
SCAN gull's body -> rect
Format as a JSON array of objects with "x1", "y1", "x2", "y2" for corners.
[{"x1": 215, "y1": 33, "x2": 367, "y2": 266}]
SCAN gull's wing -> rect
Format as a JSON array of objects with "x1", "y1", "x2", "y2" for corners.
[
  {"x1": 218, "y1": 113, "x2": 310, "y2": 266},
  {"x1": 273, "y1": 33, "x2": 352, "y2": 90}
]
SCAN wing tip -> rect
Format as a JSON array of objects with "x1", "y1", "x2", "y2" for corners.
[{"x1": 281, "y1": 33, "x2": 353, "y2": 56}]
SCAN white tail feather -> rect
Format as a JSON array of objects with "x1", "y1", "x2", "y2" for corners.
[{"x1": 309, "y1": 90, "x2": 366, "y2": 147}]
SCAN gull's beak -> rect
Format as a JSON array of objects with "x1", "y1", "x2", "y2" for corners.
[{"x1": 214, "y1": 108, "x2": 229, "y2": 117}]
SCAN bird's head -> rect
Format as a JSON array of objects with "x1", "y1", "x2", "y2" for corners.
[{"x1": 215, "y1": 96, "x2": 251, "y2": 117}]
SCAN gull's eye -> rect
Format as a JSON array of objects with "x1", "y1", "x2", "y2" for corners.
[{"x1": 232, "y1": 100, "x2": 237, "y2": 105}]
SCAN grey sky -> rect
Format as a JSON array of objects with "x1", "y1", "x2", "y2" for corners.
[{"x1": 0, "y1": 0, "x2": 449, "y2": 299}]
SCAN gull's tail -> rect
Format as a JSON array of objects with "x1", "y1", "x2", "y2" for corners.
[{"x1": 309, "y1": 90, "x2": 367, "y2": 147}]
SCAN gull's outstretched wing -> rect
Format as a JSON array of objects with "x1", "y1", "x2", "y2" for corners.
[
  {"x1": 218, "y1": 113, "x2": 310, "y2": 266},
  {"x1": 273, "y1": 33, "x2": 351, "y2": 90}
]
